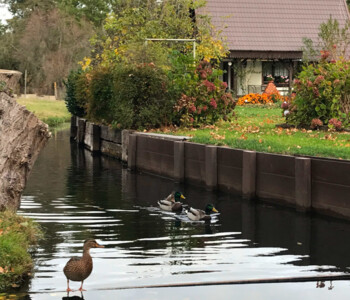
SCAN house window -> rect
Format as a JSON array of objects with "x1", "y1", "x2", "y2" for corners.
[{"x1": 262, "y1": 62, "x2": 289, "y2": 86}]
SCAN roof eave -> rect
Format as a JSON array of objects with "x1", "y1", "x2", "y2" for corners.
[{"x1": 229, "y1": 50, "x2": 303, "y2": 60}]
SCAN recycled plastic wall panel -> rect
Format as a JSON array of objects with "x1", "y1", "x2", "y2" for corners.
[
  {"x1": 184, "y1": 142, "x2": 206, "y2": 184},
  {"x1": 256, "y1": 153, "x2": 295, "y2": 205},
  {"x1": 136, "y1": 135, "x2": 174, "y2": 178},
  {"x1": 217, "y1": 147, "x2": 243, "y2": 194}
]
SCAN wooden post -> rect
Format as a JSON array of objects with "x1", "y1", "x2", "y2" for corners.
[
  {"x1": 77, "y1": 118, "x2": 86, "y2": 145},
  {"x1": 91, "y1": 124, "x2": 101, "y2": 153},
  {"x1": 24, "y1": 69, "x2": 27, "y2": 96},
  {"x1": 242, "y1": 150, "x2": 256, "y2": 200},
  {"x1": 54, "y1": 82, "x2": 57, "y2": 99},
  {"x1": 70, "y1": 116, "x2": 77, "y2": 140}
]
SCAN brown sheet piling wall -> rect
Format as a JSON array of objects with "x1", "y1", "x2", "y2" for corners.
[{"x1": 71, "y1": 119, "x2": 350, "y2": 221}]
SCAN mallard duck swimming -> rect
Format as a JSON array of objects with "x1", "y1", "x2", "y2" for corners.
[
  {"x1": 186, "y1": 204, "x2": 218, "y2": 221},
  {"x1": 158, "y1": 191, "x2": 186, "y2": 212},
  {"x1": 63, "y1": 239, "x2": 104, "y2": 292}
]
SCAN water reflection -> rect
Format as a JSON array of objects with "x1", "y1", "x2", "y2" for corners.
[
  {"x1": 63, "y1": 293, "x2": 84, "y2": 300},
  {"x1": 18, "y1": 130, "x2": 350, "y2": 295},
  {"x1": 316, "y1": 281, "x2": 334, "y2": 290}
]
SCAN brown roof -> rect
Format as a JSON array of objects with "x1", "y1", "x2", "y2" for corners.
[{"x1": 199, "y1": 0, "x2": 350, "y2": 53}]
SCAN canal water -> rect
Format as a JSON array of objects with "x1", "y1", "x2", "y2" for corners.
[{"x1": 16, "y1": 130, "x2": 350, "y2": 299}]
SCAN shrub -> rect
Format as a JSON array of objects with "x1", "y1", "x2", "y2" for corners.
[
  {"x1": 173, "y1": 60, "x2": 236, "y2": 126},
  {"x1": 64, "y1": 69, "x2": 88, "y2": 117},
  {"x1": 310, "y1": 118, "x2": 323, "y2": 129},
  {"x1": 328, "y1": 118, "x2": 342, "y2": 130},
  {"x1": 86, "y1": 63, "x2": 172, "y2": 129},
  {"x1": 87, "y1": 66, "x2": 116, "y2": 123},
  {"x1": 287, "y1": 57, "x2": 350, "y2": 128}
]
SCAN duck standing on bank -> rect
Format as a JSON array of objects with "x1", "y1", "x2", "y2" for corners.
[
  {"x1": 63, "y1": 239, "x2": 104, "y2": 292},
  {"x1": 158, "y1": 191, "x2": 186, "y2": 212},
  {"x1": 186, "y1": 204, "x2": 219, "y2": 221}
]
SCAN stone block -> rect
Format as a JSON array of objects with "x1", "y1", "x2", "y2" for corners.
[
  {"x1": 100, "y1": 125, "x2": 122, "y2": 143},
  {"x1": 101, "y1": 140, "x2": 122, "y2": 159}
]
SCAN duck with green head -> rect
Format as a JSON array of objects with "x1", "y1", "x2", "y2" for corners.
[
  {"x1": 186, "y1": 204, "x2": 219, "y2": 221},
  {"x1": 158, "y1": 191, "x2": 186, "y2": 212}
]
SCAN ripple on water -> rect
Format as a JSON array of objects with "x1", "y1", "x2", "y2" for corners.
[{"x1": 19, "y1": 130, "x2": 350, "y2": 295}]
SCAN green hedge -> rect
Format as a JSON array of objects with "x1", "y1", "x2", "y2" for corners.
[{"x1": 65, "y1": 57, "x2": 236, "y2": 129}]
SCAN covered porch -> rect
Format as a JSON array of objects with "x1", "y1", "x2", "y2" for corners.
[{"x1": 222, "y1": 50, "x2": 303, "y2": 97}]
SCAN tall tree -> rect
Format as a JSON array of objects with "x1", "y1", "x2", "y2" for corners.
[
  {"x1": 87, "y1": 0, "x2": 227, "y2": 69},
  {"x1": 14, "y1": 8, "x2": 93, "y2": 93}
]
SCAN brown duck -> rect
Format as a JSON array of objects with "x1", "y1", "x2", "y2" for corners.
[{"x1": 63, "y1": 239, "x2": 104, "y2": 292}]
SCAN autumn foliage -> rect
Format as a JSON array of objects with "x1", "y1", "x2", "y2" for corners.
[
  {"x1": 237, "y1": 93, "x2": 287, "y2": 105},
  {"x1": 174, "y1": 60, "x2": 236, "y2": 126},
  {"x1": 287, "y1": 53, "x2": 350, "y2": 129}
]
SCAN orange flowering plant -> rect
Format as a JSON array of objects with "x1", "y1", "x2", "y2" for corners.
[{"x1": 237, "y1": 92, "x2": 289, "y2": 106}]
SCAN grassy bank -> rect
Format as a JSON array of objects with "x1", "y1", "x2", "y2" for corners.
[
  {"x1": 0, "y1": 211, "x2": 41, "y2": 291},
  {"x1": 153, "y1": 104, "x2": 350, "y2": 160},
  {"x1": 17, "y1": 97, "x2": 70, "y2": 128}
]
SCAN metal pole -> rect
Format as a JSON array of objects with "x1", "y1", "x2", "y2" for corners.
[
  {"x1": 193, "y1": 41, "x2": 196, "y2": 60},
  {"x1": 145, "y1": 38, "x2": 196, "y2": 60}
]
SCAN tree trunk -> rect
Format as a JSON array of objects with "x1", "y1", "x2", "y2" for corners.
[
  {"x1": 0, "y1": 71, "x2": 51, "y2": 211},
  {"x1": 0, "y1": 69, "x2": 22, "y2": 92}
]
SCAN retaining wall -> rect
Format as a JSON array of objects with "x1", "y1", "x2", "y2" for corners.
[{"x1": 71, "y1": 116, "x2": 350, "y2": 220}]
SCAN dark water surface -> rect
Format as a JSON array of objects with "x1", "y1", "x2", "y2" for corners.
[{"x1": 16, "y1": 130, "x2": 350, "y2": 299}]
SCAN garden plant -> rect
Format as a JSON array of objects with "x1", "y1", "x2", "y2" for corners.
[{"x1": 285, "y1": 51, "x2": 350, "y2": 130}]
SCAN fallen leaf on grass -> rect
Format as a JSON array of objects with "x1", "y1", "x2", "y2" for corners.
[
  {"x1": 239, "y1": 134, "x2": 248, "y2": 140},
  {"x1": 259, "y1": 139, "x2": 263, "y2": 143},
  {"x1": 0, "y1": 267, "x2": 4, "y2": 273},
  {"x1": 321, "y1": 134, "x2": 337, "y2": 141},
  {"x1": 209, "y1": 131, "x2": 225, "y2": 140},
  {"x1": 264, "y1": 118, "x2": 275, "y2": 124},
  {"x1": 242, "y1": 126, "x2": 260, "y2": 134},
  {"x1": 296, "y1": 145, "x2": 302, "y2": 149}
]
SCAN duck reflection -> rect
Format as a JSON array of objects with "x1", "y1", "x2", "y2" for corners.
[
  {"x1": 62, "y1": 293, "x2": 84, "y2": 300},
  {"x1": 316, "y1": 280, "x2": 334, "y2": 290}
]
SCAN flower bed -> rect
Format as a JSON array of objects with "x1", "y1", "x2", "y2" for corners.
[{"x1": 237, "y1": 93, "x2": 286, "y2": 106}]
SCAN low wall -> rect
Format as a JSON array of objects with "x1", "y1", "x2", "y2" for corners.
[
  {"x1": 71, "y1": 116, "x2": 133, "y2": 161},
  {"x1": 71, "y1": 116, "x2": 350, "y2": 221}
]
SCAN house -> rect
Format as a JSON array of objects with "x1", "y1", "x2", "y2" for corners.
[{"x1": 199, "y1": 0, "x2": 350, "y2": 96}]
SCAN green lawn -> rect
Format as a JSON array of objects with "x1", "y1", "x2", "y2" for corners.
[
  {"x1": 156, "y1": 104, "x2": 350, "y2": 160},
  {"x1": 16, "y1": 97, "x2": 70, "y2": 128},
  {"x1": 0, "y1": 211, "x2": 41, "y2": 291}
]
